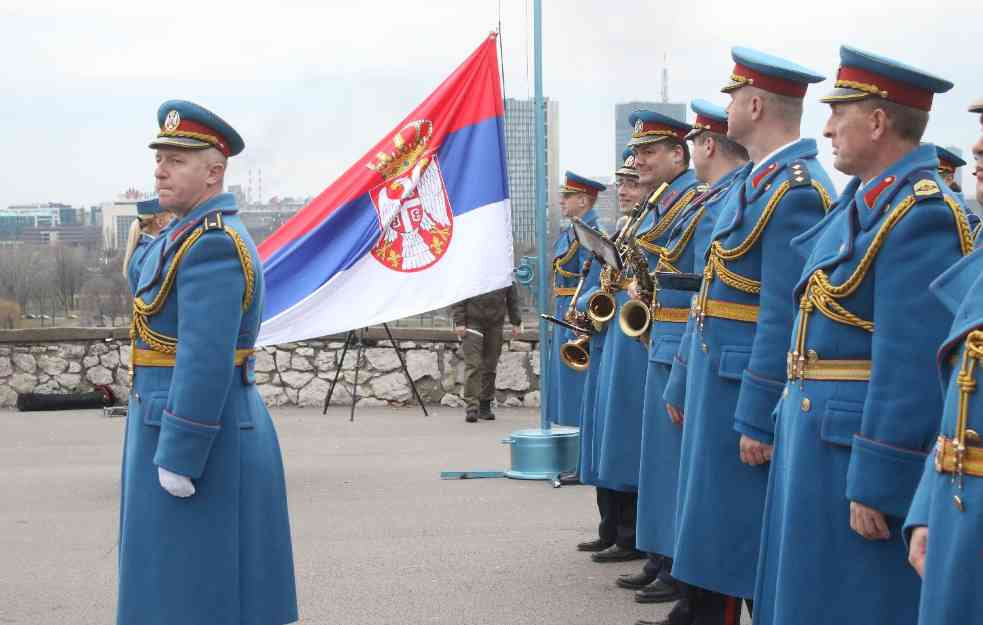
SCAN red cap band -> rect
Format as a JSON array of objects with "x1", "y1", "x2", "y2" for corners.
[
  {"x1": 835, "y1": 66, "x2": 934, "y2": 111},
  {"x1": 161, "y1": 119, "x2": 231, "y2": 156},
  {"x1": 730, "y1": 63, "x2": 808, "y2": 98},
  {"x1": 634, "y1": 120, "x2": 687, "y2": 143},
  {"x1": 692, "y1": 114, "x2": 728, "y2": 136},
  {"x1": 562, "y1": 180, "x2": 599, "y2": 197}
]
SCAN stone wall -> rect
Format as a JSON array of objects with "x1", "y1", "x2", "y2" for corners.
[{"x1": 0, "y1": 328, "x2": 542, "y2": 409}]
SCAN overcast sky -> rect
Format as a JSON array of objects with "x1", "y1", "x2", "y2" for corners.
[{"x1": 1, "y1": 0, "x2": 980, "y2": 209}]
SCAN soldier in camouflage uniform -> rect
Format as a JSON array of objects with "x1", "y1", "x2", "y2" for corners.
[{"x1": 452, "y1": 285, "x2": 522, "y2": 422}]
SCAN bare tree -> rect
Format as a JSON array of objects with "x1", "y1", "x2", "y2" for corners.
[
  {"x1": 0, "y1": 245, "x2": 44, "y2": 312},
  {"x1": 52, "y1": 244, "x2": 86, "y2": 317}
]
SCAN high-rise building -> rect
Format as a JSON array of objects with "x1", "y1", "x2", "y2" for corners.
[
  {"x1": 614, "y1": 101, "x2": 687, "y2": 167},
  {"x1": 589, "y1": 176, "x2": 619, "y2": 234},
  {"x1": 503, "y1": 97, "x2": 560, "y2": 260}
]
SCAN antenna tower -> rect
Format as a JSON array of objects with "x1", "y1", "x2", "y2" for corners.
[{"x1": 661, "y1": 53, "x2": 669, "y2": 103}]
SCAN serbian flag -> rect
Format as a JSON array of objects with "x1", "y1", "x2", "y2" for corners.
[{"x1": 257, "y1": 35, "x2": 512, "y2": 345}]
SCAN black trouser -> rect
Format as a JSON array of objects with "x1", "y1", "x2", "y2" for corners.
[
  {"x1": 596, "y1": 487, "x2": 637, "y2": 548},
  {"x1": 663, "y1": 582, "x2": 747, "y2": 625}
]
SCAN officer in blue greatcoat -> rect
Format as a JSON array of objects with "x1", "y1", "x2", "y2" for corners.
[
  {"x1": 544, "y1": 171, "x2": 604, "y2": 428},
  {"x1": 632, "y1": 101, "x2": 749, "y2": 625},
  {"x1": 670, "y1": 48, "x2": 835, "y2": 611},
  {"x1": 936, "y1": 145, "x2": 981, "y2": 235},
  {"x1": 117, "y1": 100, "x2": 298, "y2": 625},
  {"x1": 616, "y1": 109, "x2": 702, "y2": 604},
  {"x1": 588, "y1": 113, "x2": 700, "y2": 566},
  {"x1": 904, "y1": 100, "x2": 983, "y2": 625},
  {"x1": 124, "y1": 199, "x2": 174, "y2": 294},
  {"x1": 575, "y1": 152, "x2": 648, "y2": 554},
  {"x1": 752, "y1": 48, "x2": 970, "y2": 625}
]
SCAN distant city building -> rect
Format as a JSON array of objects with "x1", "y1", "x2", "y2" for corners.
[
  {"x1": 614, "y1": 101, "x2": 687, "y2": 167},
  {"x1": 504, "y1": 97, "x2": 560, "y2": 258},
  {"x1": 588, "y1": 176, "x2": 619, "y2": 234},
  {"x1": 0, "y1": 202, "x2": 95, "y2": 244},
  {"x1": 100, "y1": 189, "x2": 151, "y2": 250}
]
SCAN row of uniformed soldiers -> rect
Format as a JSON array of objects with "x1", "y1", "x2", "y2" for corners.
[{"x1": 546, "y1": 44, "x2": 983, "y2": 625}]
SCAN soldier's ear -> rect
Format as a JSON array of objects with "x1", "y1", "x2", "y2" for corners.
[{"x1": 869, "y1": 107, "x2": 889, "y2": 142}]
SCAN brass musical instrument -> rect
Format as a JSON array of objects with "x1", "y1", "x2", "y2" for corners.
[
  {"x1": 612, "y1": 183, "x2": 671, "y2": 340},
  {"x1": 585, "y1": 182, "x2": 669, "y2": 329},
  {"x1": 554, "y1": 257, "x2": 595, "y2": 371},
  {"x1": 618, "y1": 250, "x2": 655, "y2": 339}
]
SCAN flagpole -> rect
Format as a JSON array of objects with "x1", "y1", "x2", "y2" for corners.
[{"x1": 533, "y1": 0, "x2": 551, "y2": 432}]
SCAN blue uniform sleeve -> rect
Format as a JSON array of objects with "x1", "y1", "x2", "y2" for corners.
[
  {"x1": 663, "y1": 312, "x2": 695, "y2": 409},
  {"x1": 846, "y1": 203, "x2": 961, "y2": 518},
  {"x1": 902, "y1": 452, "x2": 936, "y2": 546},
  {"x1": 154, "y1": 231, "x2": 246, "y2": 479},
  {"x1": 734, "y1": 185, "x2": 824, "y2": 444}
]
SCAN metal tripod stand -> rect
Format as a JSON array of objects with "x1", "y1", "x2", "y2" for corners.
[{"x1": 322, "y1": 323, "x2": 429, "y2": 421}]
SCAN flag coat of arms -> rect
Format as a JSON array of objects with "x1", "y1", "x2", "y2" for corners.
[{"x1": 258, "y1": 36, "x2": 512, "y2": 345}]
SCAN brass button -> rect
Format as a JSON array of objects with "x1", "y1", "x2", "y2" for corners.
[
  {"x1": 800, "y1": 397, "x2": 811, "y2": 412},
  {"x1": 966, "y1": 429, "x2": 981, "y2": 446}
]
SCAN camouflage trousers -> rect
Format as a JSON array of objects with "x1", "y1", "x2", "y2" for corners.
[{"x1": 460, "y1": 323, "x2": 504, "y2": 409}]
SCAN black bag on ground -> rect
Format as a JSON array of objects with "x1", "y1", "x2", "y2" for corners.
[{"x1": 16, "y1": 385, "x2": 116, "y2": 412}]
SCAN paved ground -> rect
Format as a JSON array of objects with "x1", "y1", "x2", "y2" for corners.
[{"x1": 0, "y1": 405, "x2": 719, "y2": 625}]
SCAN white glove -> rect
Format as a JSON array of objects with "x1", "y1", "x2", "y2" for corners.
[{"x1": 158, "y1": 466, "x2": 196, "y2": 498}]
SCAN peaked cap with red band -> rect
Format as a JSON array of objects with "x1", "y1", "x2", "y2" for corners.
[
  {"x1": 685, "y1": 98, "x2": 729, "y2": 140},
  {"x1": 821, "y1": 46, "x2": 952, "y2": 112},
  {"x1": 721, "y1": 46, "x2": 825, "y2": 99},
  {"x1": 149, "y1": 100, "x2": 245, "y2": 157},
  {"x1": 560, "y1": 171, "x2": 606, "y2": 197},
  {"x1": 627, "y1": 109, "x2": 690, "y2": 148}
]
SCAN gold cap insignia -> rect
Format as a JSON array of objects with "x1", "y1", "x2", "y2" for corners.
[
  {"x1": 914, "y1": 179, "x2": 941, "y2": 197},
  {"x1": 634, "y1": 119, "x2": 644, "y2": 135},
  {"x1": 163, "y1": 110, "x2": 181, "y2": 132}
]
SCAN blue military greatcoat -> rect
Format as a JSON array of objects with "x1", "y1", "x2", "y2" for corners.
[
  {"x1": 117, "y1": 193, "x2": 298, "y2": 625},
  {"x1": 592, "y1": 176, "x2": 697, "y2": 493},
  {"x1": 672, "y1": 139, "x2": 835, "y2": 598},
  {"x1": 636, "y1": 167, "x2": 741, "y2": 559},
  {"x1": 663, "y1": 164, "x2": 750, "y2": 411},
  {"x1": 574, "y1": 292, "x2": 608, "y2": 486},
  {"x1": 753, "y1": 145, "x2": 972, "y2": 624},
  {"x1": 126, "y1": 232, "x2": 156, "y2": 294},
  {"x1": 545, "y1": 209, "x2": 601, "y2": 426},
  {"x1": 905, "y1": 248, "x2": 983, "y2": 625}
]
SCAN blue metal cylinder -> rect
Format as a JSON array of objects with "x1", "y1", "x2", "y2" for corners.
[{"x1": 501, "y1": 427, "x2": 580, "y2": 479}]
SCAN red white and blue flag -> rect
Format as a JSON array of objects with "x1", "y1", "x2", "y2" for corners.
[{"x1": 257, "y1": 36, "x2": 513, "y2": 345}]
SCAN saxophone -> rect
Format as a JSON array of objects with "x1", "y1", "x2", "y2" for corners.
[{"x1": 586, "y1": 182, "x2": 668, "y2": 329}]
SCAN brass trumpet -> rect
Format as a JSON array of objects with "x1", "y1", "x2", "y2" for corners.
[
  {"x1": 560, "y1": 334, "x2": 591, "y2": 371},
  {"x1": 556, "y1": 257, "x2": 595, "y2": 371}
]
